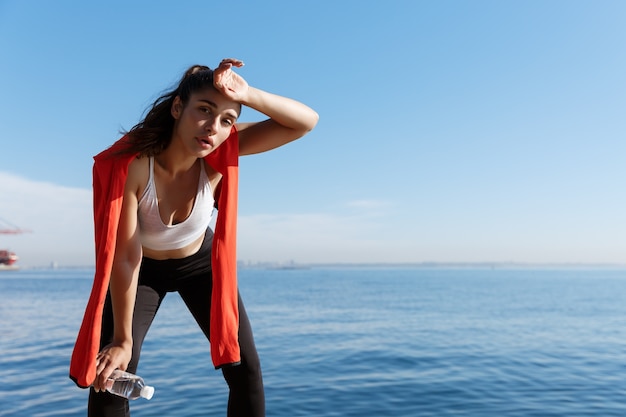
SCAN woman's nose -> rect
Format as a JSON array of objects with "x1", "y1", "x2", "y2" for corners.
[{"x1": 204, "y1": 117, "x2": 219, "y2": 134}]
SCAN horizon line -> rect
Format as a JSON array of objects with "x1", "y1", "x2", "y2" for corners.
[{"x1": 11, "y1": 260, "x2": 626, "y2": 271}]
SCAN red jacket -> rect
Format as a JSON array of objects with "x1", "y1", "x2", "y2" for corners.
[{"x1": 70, "y1": 129, "x2": 241, "y2": 388}]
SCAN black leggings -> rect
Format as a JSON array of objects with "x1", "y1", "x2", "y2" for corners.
[{"x1": 88, "y1": 230, "x2": 265, "y2": 417}]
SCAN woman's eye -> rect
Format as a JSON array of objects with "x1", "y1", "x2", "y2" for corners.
[{"x1": 222, "y1": 119, "x2": 233, "y2": 126}]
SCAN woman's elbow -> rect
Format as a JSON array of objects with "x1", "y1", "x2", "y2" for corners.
[
  {"x1": 297, "y1": 110, "x2": 319, "y2": 137},
  {"x1": 113, "y1": 244, "x2": 142, "y2": 275},
  {"x1": 306, "y1": 110, "x2": 319, "y2": 132}
]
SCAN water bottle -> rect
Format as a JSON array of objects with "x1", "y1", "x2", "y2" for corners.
[{"x1": 106, "y1": 370, "x2": 155, "y2": 400}]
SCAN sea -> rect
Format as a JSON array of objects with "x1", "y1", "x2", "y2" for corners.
[{"x1": 2, "y1": 266, "x2": 626, "y2": 416}]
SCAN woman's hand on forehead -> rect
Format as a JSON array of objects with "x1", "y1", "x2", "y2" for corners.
[{"x1": 213, "y1": 58, "x2": 249, "y2": 103}]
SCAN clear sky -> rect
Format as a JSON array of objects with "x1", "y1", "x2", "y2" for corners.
[{"x1": 0, "y1": 0, "x2": 624, "y2": 267}]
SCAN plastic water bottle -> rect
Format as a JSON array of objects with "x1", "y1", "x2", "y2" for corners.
[{"x1": 106, "y1": 370, "x2": 155, "y2": 400}]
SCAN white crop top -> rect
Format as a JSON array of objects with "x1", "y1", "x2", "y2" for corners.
[{"x1": 137, "y1": 157, "x2": 215, "y2": 251}]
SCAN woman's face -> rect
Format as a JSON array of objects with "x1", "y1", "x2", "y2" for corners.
[{"x1": 171, "y1": 87, "x2": 240, "y2": 157}]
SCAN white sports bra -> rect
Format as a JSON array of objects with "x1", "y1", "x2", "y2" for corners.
[{"x1": 137, "y1": 157, "x2": 215, "y2": 251}]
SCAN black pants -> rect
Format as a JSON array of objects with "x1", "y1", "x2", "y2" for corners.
[{"x1": 88, "y1": 230, "x2": 265, "y2": 417}]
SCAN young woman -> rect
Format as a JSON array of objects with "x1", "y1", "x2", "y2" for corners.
[{"x1": 69, "y1": 58, "x2": 318, "y2": 417}]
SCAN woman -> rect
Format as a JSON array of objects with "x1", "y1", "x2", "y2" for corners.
[{"x1": 69, "y1": 58, "x2": 319, "y2": 417}]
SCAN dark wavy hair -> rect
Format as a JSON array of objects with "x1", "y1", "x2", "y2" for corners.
[{"x1": 119, "y1": 65, "x2": 215, "y2": 156}]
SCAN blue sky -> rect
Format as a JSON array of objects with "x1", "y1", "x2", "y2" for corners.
[{"x1": 0, "y1": 0, "x2": 624, "y2": 267}]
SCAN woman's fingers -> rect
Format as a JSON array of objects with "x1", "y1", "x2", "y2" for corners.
[
  {"x1": 220, "y1": 58, "x2": 244, "y2": 68},
  {"x1": 93, "y1": 345, "x2": 131, "y2": 392}
]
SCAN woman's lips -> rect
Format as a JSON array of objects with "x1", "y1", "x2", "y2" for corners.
[{"x1": 197, "y1": 136, "x2": 215, "y2": 148}]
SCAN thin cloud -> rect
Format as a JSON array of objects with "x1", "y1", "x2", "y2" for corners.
[{"x1": 4, "y1": 172, "x2": 618, "y2": 267}]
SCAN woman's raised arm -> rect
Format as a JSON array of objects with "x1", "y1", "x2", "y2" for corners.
[{"x1": 213, "y1": 58, "x2": 319, "y2": 156}]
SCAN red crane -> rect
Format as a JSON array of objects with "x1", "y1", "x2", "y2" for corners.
[{"x1": 0, "y1": 217, "x2": 31, "y2": 234}]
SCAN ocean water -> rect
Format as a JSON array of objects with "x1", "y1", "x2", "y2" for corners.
[{"x1": 1, "y1": 266, "x2": 626, "y2": 416}]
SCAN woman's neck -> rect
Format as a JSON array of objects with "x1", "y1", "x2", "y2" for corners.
[{"x1": 154, "y1": 147, "x2": 199, "y2": 178}]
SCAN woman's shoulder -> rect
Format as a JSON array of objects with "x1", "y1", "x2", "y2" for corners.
[{"x1": 126, "y1": 156, "x2": 150, "y2": 197}]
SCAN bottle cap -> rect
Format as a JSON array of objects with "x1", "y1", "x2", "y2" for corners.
[{"x1": 141, "y1": 385, "x2": 155, "y2": 400}]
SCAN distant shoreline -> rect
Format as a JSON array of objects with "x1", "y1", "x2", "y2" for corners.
[{"x1": 246, "y1": 262, "x2": 626, "y2": 270}]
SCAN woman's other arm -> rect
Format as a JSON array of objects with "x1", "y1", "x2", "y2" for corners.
[{"x1": 93, "y1": 161, "x2": 143, "y2": 392}]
